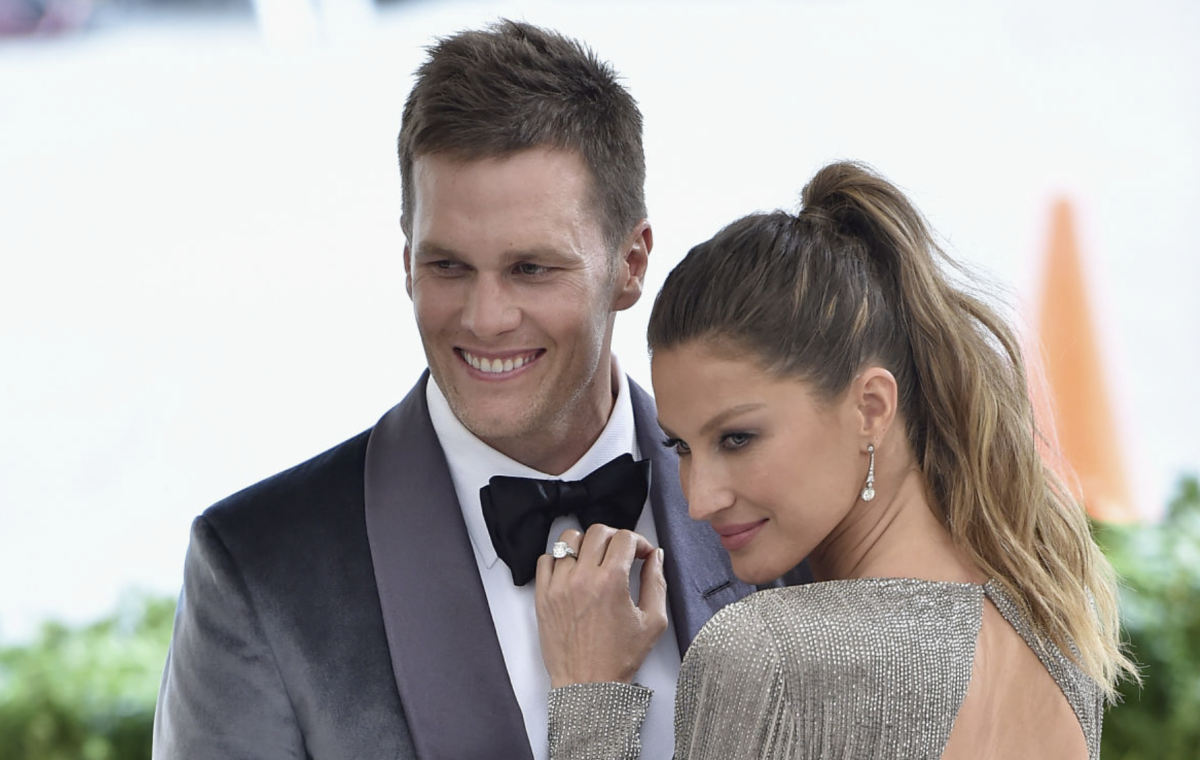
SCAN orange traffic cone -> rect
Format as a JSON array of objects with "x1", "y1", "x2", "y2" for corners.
[{"x1": 1032, "y1": 198, "x2": 1136, "y2": 523}]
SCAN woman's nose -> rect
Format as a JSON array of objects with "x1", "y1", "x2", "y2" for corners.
[{"x1": 681, "y1": 458, "x2": 733, "y2": 522}]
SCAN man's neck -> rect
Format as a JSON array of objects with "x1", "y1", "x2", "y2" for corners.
[{"x1": 480, "y1": 365, "x2": 621, "y2": 476}]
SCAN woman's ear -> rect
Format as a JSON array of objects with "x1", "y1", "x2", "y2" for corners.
[{"x1": 854, "y1": 366, "x2": 898, "y2": 441}]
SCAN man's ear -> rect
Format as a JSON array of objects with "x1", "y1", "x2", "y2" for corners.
[
  {"x1": 854, "y1": 366, "x2": 898, "y2": 442},
  {"x1": 612, "y1": 220, "x2": 653, "y2": 312},
  {"x1": 403, "y1": 241, "x2": 413, "y2": 300}
]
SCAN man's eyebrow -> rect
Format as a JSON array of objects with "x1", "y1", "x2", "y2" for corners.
[
  {"x1": 412, "y1": 242, "x2": 460, "y2": 260},
  {"x1": 413, "y1": 243, "x2": 574, "y2": 263},
  {"x1": 497, "y1": 246, "x2": 576, "y2": 264}
]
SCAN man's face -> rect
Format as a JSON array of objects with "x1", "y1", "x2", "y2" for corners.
[{"x1": 405, "y1": 148, "x2": 648, "y2": 471}]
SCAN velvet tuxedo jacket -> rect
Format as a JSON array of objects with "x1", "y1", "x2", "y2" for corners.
[{"x1": 152, "y1": 373, "x2": 761, "y2": 760}]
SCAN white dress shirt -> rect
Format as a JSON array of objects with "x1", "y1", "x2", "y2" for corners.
[{"x1": 426, "y1": 362, "x2": 679, "y2": 760}]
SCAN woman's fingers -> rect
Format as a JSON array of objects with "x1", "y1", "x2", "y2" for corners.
[
  {"x1": 637, "y1": 547, "x2": 668, "y2": 630},
  {"x1": 536, "y1": 524, "x2": 668, "y2": 687},
  {"x1": 594, "y1": 528, "x2": 651, "y2": 582},
  {"x1": 577, "y1": 523, "x2": 618, "y2": 567},
  {"x1": 536, "y1": 528, "x2": 583, "y2": 598},
  {"x1": 556, "y1": 528, "x2": 584, "y2": 557},
  {"x1": 576, "y1": 524, "x2": 656, "y2": 567},
  {"x1": 630, "y1": 531, "x2": 657, "y2": 560},
  {"x1": 534, "y1": 551, "x2": 556, "y2": 590}
]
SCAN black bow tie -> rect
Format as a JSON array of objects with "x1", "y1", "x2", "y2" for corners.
[{"x1": 480, "y1": 453, "x2": 650, "y2": 586}]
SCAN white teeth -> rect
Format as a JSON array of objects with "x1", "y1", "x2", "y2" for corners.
[{"x1": 462, "y1": 350, "x2": 536, "y2": 374}]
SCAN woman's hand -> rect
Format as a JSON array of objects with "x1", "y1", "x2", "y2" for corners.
[{"x1": 535, "y1": 524, "x2": 668, "y2": 688}]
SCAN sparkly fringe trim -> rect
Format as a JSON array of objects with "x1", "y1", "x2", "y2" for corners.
[{"x1": 548, "y1": 682, "x2": 653, "y2": 760}]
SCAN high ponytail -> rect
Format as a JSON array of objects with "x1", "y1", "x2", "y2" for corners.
[{"x1": 649, "y1": 160, "x2": 1136, "y2": 699}]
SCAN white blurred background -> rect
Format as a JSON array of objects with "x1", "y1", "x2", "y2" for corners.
[{"x1": 2, "y1": 0, "x2": 1198, "y2": 642}]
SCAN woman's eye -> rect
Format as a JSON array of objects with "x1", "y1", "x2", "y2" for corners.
[
  {"x1": 720, "y1": 432, "x2": 753, "y2": 450},
  {"x1": 661, "y1": 437, "x2": 690, "y2": 456}
]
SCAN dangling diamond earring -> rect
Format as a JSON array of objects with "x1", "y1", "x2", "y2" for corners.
[{"x1": 861, "y1": 444, "x2": 876, "y2": 502}]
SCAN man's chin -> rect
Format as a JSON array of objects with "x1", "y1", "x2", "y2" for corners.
[{"x1": 453, "y1": 407, "x2": 540, "y2": 444}]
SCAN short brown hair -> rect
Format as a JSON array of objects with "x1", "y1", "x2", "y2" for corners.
[{"x1": 398, "y1": 19, "x2": 646, "y2": 250}]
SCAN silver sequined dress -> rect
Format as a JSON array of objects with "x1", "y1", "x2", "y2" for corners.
[{"x1": 547, "y1": 578, "x2": 1103, "y2": 759}]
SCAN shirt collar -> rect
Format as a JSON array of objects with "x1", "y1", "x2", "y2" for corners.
[{"x1": 426, "y1": 358, "x2": 639, "y2": 568}]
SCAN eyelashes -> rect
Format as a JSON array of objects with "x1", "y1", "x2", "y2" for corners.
[
  {"x1": 720, "y1": 432, "x2": 754, "y2": 450},
  {"x1": 660, "y1": 436, "x2": 690, "y2": 455},
  {"x1": 660, "y1": 433, "x2": 755, "y2": 454}
]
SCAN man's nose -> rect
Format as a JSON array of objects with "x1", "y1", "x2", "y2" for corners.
[
  {"x1": 682, "y1": 459, "x2": 733, "y2": 522},
  {"x1": 461, "y1": 276, "x2": 520, "y2": 338}
]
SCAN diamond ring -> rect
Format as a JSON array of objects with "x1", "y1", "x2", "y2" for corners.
[{"x1": 551, "y1": 541, "x2": 578, "y2": 560}]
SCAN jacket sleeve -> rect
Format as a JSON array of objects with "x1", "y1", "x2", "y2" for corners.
[
  {"x1": 548, "y1": 682, "x2": 653, "y2": 760},
  {"x1": 671, "y1": 599, "x2": 798, "y2": 760},
  {"x1": 152, "y1": 515, "x2": 305, "y2": 759}
]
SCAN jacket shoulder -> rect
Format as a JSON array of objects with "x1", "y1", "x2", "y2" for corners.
[{"x1": 205, "y1": 430, "x2": 371, "y2": 524}]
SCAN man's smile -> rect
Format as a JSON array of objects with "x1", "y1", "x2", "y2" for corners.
[{"x1": 457, "y1": 348, "x2": 545, "y2": 375}]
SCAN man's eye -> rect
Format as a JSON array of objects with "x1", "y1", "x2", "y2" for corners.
[
  {"x1": 430, "y1": 260, "x2": 464, "y2": 272},
  {"x1": 515, "y1": 262, "x2": 549, "y2": 276}
]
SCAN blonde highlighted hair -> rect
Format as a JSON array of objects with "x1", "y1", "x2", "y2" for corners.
[{"x1": 648, "y1": 160, "x2": 1136, "y2": 699}]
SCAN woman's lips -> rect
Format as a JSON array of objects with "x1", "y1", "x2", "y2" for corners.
[{"x1": 714, "y1": 520, "x2": 767, "y2": 552}]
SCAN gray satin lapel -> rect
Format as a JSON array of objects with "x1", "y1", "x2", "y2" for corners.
[
  {"x1": 629, "y1": 379, "x2": 755, "y2": 655},
  {"x1": 364, "y1": 374, "x2": 533, "y2": 760}
]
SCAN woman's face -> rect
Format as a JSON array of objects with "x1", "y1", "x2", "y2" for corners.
[{"x1": 651, "y1": 341, "x2": 867, "y2": 584}]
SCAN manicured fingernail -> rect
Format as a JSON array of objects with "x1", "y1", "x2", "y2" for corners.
[{"x1": 657, "y1": 548, "x2": 665, "y2": 564}]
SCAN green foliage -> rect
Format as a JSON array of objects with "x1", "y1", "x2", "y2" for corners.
[
  {"x1": 0, "y1": 592, "x2": 175, "y2": 760},
  {"x1": 1095, "y1": 475, "x2": 1200, "y2": 760}
]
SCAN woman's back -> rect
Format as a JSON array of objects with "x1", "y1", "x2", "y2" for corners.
[{"x1": 942, "y1": 588, "x2": 1096, "y2": 760}]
